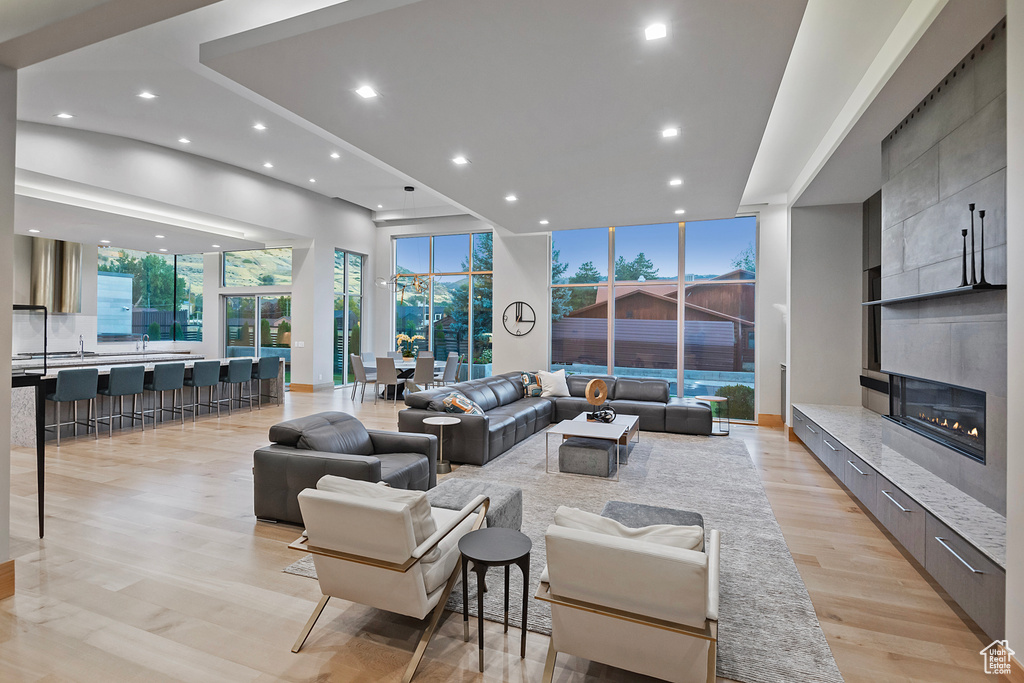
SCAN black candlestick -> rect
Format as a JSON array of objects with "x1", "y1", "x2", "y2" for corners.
[
  {"x1": 978, "y1": 209, "x2": 988, "y2": 285},
  {"x1": 960, "y1": 229, "x2": 969, "y2": 287},
  {"x1": 969, "y1": 203, "x2": 977, "y2": 285}
]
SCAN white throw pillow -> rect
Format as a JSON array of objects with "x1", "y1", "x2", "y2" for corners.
[
  {"x1": 553, "y1": 505, "x2": 704, "y2": 551},
  {"x1": 317, "y1": 475, "x2": 440, "y2": 562},
  {"x1": 538, "y1": 369, "x2": 570, "y2": 398}
]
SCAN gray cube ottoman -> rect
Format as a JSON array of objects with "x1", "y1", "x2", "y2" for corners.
[
  {"x1": 426, "y1": 478, "x2": 523, "y2": 531},
  {"x1": 558, "y1": 437, "x2": 625, "y2": 477},
  {"x1": 601, "y1": 500, "x2": 705, "y2": 550}
]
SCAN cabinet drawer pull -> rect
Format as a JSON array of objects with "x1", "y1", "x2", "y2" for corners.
[
  {"x1": 823, "y1": 440, "x2": 839, "y2": 451},
  {"x1": 847, "y1": 460, "x2": 867, "y2": 476},
  {"x1": 806, "y1": 425, "x2": 818, "y2": 434},
  {"x1": 795, "y1": 414, "x2": 804, "y2": 422},
  {"x1": 881, "y1": 490, "x2": 909, "y2": 512},
  {"x1": 934, "y1": 537, "x2": 984, "y2": 574}
]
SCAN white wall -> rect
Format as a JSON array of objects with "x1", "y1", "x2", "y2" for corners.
[
  {"x1": 491, "y1": 228, "x2": 551, "y2": 374},
  {"x1": 744, "y1": 203, "x2": 788, "y2": 419},
  {"x1": 1004, "y1": 0, "x2": 1023, "y2": 651},
  {"x1": 789, "y1": 204, "x2": 864, "y2": 413},
  {"x1": 0, "y1": 65, "x2": 14, "y2": 566}
]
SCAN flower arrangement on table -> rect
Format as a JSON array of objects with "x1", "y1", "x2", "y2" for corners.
[{"x1": 395, "y1": 333, "x2": 426, "y2": 358}]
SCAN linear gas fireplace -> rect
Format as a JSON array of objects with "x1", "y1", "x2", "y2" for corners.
[{"x1": 887, "y1": 373, "x2": 985, "y2": 463}]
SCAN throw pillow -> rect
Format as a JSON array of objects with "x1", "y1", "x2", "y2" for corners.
[
  {"x1": 428, "y1": 390, "x2": 464, "y2": 412},
  {"x1": 442, "y1": 392, "x2": 485, "y2": 416},
  {"x1": 538, "y1": 369, "x2": 570, "y2": 398},
  {"x1": 520, "y1": 371, "x2": 543, "y2": 397},
  {"x1": 316, "y1": 475, "x2": 441, "y2": 562},
  {"x1": 553, "y1": 505, "x2": 704, "y2": 551}
]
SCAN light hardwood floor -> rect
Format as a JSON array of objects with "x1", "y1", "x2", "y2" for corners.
[{"x1": 0, "y1": 389, "x2": 1010, "y2": 682}]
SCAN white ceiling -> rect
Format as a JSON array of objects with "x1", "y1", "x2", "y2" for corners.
[
  {"x1": 741, "y1": 0, "x2": 913, "y2": 206},
  {"x1": 14, "y1": 195, "x2": 264, "y2": 254},
  {"x1": 15, "y1": 0, "x2": 455, "y2": 223},
  {"x1": 795, "y1": 0, "x2": 1007, "y2": 207},
  {"x1": 201, "y1": 0, "x2": 807, "y2": 234}
]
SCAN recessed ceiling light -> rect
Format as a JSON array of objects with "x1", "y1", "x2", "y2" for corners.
[
  {"x1": 178, "y1": 137, "x2": 191, "y2": 144},
  {"x1": 263, "y1": 162, "x2": 274, "y2": 169},
  {"x1": 452, "y1": 156, "x2": 469, "y2": 165},
  {"x1": 55, "y1": 113, "x2": 74, "y2": 119},
  {"x1": 309, "y1": 178, "x2": 317, "y2": 183},
  {"x1": 674, "y1": 209, "x2": 686, "y2": 215},
  {"x1": 645, "y1": 23, "x2": 667, "y2": 41},
  {"x1": 330, "y1": 152, "x2": 341, "y2": 159},
  {"x1": 100, "y1": 240, "x2": 110, "y2": 244},
  {"x1": 155, "y1": 235, "x2": 165, "y2": 239},
  {"x1": 377, "y1": 204, "x2": 383, "y2": 209},
  {"x1": 138, "y1": 91, "x2": 157, "y2": 99},
  {"x1": 211, "y1": 244, "x2": 220, "y2": 249},
  {"x1": 355, "y1": 85, "x2": 378, "y2": 98},
  {"x1": 159, "y1": 248, "x2": 168, "y2": 252},
  {"x1": 661, "y1": 127, "x2": 679, "y2": 138},
  {"x1": 253, "y1": 122, "x2": 267, "y2": 131},
  {"x1": 28, "y1": 229, "x2": 40, "y2": 233},
  {"x1": 505, "y1": 194, "x2": 518, "y2": 202},
  {"x1": 669, "y1": 178, "x2": 683, "y2": 186},
  {"x1": 539, "y1": 220, "x2": 549, "y2": 225}
]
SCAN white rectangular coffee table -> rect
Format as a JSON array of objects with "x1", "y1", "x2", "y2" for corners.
[{"x1": 544, "y1": 413, "x2": 640, "y2": 482}]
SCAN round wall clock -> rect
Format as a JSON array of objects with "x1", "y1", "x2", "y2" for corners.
[{"x1": 503, "y1": 301, "x2": 536, "y2": 336}]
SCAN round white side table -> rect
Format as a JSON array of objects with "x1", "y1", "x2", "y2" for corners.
[
  {"x1": 423, "y1": 415, "x2": 461, "y2": 474},
  {"x1": 696, "y1": 395, "x2": 730, "y2": 436}
]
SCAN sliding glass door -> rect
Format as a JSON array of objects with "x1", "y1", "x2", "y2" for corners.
[
  {"x1": 225, "y1": 294, "x2": 291, "y2": 385},
  {"x1": 334, "y1": 250, "x2": 364, "y2": 386}
]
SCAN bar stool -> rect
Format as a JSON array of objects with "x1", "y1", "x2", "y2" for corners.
[
  {"x1": 184, "y1": 360, "x2": 222, "y2": 421},
  {"x1": 144, "y1": 362, "x2": 186, "y2": 427},
  {"x1": 220, "y1": 358, "x2": 254, "y2": 413},
  {"x1": 250, "y1": 357, "x2": 279, "y2": 410},
  {"x1": 46, "y1": 368, "x2": 99, "y2": 446},
  {"x1": 97, "y1": 365, "x2": 146, "y2": 438}
]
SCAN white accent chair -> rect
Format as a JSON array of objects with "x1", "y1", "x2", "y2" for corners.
[
  {"x1": 537, "y1": 524, "x2": 721, "y2": 683},
  {"x1": 291, "y1": 476, "x2": 489, "y2": 682}
]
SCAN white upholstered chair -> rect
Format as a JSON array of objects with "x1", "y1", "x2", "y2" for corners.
[
  {"x1": 291, "y1": 476, "x2": 489, "y2": 682},
  {"x1": 537, "y1": 521, "x2": 721, "y2": 683}
]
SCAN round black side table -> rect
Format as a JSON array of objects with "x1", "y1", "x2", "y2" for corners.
[{"x1": 458, "y1": 527, "x2": 532, "y2": 672}]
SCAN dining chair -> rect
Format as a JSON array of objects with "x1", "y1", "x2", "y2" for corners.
[
  {"x1": 412, "y1": 356, "x2": 435, "y2": 391},
  {"x1": 46, "y1": 368, "x2": 99, "y2": 446},
  {"x1": 435, "y1": 354, "x2": 458, "y2": 386},
  {"x1": 97, "y1": 365, "x2": 146, "y2": 438},
  {"x1": 417, "y1": 350, "x2": 433, "y2": 359},
  {"x1": 143, "y1": 362, "x2": 186, "y2": 426},
  {"x1": 374, "y1": 357, "x2": 403, "y2": 405},
  {"x1": 361, "y1": 352, "x2": 375, "y2": 364},
  {"x1": 220, "y1": 358, "x2": 254, "y2": 413},
  {"x1": 350, "y1": 354, "x2": 376, "y2": 402},
  {"x1": 455, "y1": 354, "x2": 465, "y2": 382},
  {"x1": 251, "y1": 357, "x2": 280, "y2": 410},
  {"x1": 184, "y1": 360, "x2": 222, "y2": 421},
  {"x1": 387, "y1": 351, "x2": 403, "y2": 360}
]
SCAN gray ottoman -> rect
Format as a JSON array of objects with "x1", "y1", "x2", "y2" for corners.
[
  {"x1": 601, "y1": 501, "x2": 704, "y2": 530},
  {"x1": 426, "y1": 479, "x2": 523, "y2": 531},
  {"x1": 558, "y1": 437, "x2": 622, "y2": 477}
]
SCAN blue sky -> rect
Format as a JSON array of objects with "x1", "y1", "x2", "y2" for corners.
[{"x1": 552, "y1": 216, "x2": 756, "y2": 280}]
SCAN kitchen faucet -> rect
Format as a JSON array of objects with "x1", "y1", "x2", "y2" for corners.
[
  {"x1": 142, "y1": 334, "x2": 149, "y2": 352},
  {"x1": 79, "y1": 334, "x2": 84, "y2": 360}
]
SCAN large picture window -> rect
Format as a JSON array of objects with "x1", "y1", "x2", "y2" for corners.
[
  {"x1": 550, "y1": 216, "x2": 757, "y2": 420},
  {"x1": 97, "y1": 246, "x2": 203, "y2": 342},
  {"x1": 393, "y1": 232, "x2": 492, "y2": 379},
  {"x1": 223, "y1": 247, "x2": 292, "y2": 286}
]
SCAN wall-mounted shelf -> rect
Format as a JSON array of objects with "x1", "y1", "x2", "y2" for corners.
[{"x1": 862, "y1": 283, "x2": 1006, "y2": 307}]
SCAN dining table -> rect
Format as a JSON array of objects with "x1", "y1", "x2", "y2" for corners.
[{"x1": 363, "y1": 358, "x2": 447, "y2": 399}]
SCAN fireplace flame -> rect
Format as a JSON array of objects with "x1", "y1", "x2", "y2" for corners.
[{"x1": 916, "y1": 413, "x2": 980, "y2": 440}]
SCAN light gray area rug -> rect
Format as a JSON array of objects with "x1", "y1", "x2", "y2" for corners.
[{"x1": 285, "y1": 430, "x2": 844, "y2": 683}]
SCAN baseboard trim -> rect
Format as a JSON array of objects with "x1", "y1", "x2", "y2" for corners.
[
  {"x1": 758, "y1": 414, "x2": 784, "y2": 429},
  {"x1": 289, "y1": 383, "x2": 315, "y2": 393},
  {"x1": 788, "y1": 426, "x2": 798, "y2": 441},
  {"x1": 1009, "y1": 654, "x2": 1024, "y2": 682},
  {"x1": 0, "y1": 559, "x2": 13, "y2": 599}
]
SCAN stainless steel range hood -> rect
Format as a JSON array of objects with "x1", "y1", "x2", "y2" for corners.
[{"x1": 30, "y1": 237, "x2": 82, "y2": 313}]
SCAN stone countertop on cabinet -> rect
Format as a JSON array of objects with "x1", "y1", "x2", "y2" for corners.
[
  {"x1": 793, "y1": 403, "x2": 1006, "y2": 569},
  {"x1": 10, "y1": 353, "x2": 236, "y2": 379}
]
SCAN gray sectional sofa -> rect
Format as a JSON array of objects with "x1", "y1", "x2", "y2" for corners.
[{"x1": 398, "y1": 372, "x2": 712, "y2": 466}]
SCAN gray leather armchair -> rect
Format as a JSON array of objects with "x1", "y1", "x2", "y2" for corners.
[{"x1": 253, "y1": 412, "x2": 437, "y2": 525}]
